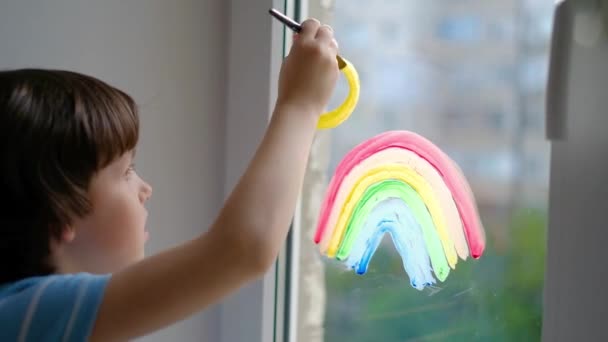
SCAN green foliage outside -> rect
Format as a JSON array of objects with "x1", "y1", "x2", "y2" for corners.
[{"x1": 323, "y1": 208, "x2": 547, "y2": 342}]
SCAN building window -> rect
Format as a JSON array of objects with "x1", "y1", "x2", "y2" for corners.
[{"x1": 436, "y1": 16, "x2": 482, "y2": 42}]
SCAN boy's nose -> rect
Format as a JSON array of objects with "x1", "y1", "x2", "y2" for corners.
[{"x1": 140, "y1": 181, "x2": 153, "y2": 203}]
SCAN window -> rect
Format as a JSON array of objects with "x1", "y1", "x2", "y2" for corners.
[
  {"x1": 340, "y1": 25, "x2": 370, "y2": 50},
  {"x1": 488, "y1": 19, "x2": 515, "y2": 41},
  {"x1": 285, "y1": 1, "x2": 554, "y2": 341},
  {"x1": 371, "y1": 57, "x2": 432, "y2": 105},
  {"x1": 520, "y1": 55, "x2": 549, "y2": 92},
  {"x1": 523, "y1": 104, "x2": 545, "y2": 133},
  {"x1": 436, "y1": 16, "x2": 483, "y2": 42}
]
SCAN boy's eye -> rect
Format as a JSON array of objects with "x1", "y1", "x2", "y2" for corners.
[{"x1": 126, "y1": 164, "x2": 136, "y2": 175}]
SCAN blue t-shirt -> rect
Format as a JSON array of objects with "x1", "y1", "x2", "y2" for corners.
[{"x1": 0, "y1": 273, "x2": 111, "y2": 342}]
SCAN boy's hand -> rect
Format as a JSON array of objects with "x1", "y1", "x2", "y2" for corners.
[{"x1": 276, "y1": 19, "x2": 340, "y2": 116}]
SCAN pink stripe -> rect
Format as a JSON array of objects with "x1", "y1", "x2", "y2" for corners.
[{"x1": 314, "y1": 130, "x2": 485, "y2": 258}]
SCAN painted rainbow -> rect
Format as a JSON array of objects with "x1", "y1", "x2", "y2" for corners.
[{"x1": 314, "y1": 131, "x2": 486, "y2": 290}]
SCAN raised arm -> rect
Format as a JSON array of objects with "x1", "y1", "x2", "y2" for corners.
[{"x1": 90, "y1": 19, "x2": 339, "y2": 342}]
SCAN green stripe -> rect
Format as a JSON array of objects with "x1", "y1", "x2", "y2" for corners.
[{"x1": 337, "y1": 179, "x2": 449, "y2": 281}]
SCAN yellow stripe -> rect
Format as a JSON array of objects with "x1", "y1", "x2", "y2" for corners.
[{"x1": 326, "y1": 163, "x2": 458, "y2": 269}]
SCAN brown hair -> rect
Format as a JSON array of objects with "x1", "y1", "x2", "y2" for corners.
[{"x1": 0, "y1": 69, "x2": 139, "y2": 284}]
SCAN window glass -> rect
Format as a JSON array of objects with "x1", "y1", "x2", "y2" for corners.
[{"x1": 293, "y1": 1, "x2": 553, "y2": 341}]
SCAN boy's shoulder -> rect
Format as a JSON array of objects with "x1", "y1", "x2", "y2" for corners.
[{"x1": 0, "y1": 273, "x2": 111, "y2": 342}]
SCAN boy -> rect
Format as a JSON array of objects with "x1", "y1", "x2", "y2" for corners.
[{"x1": 0, "y1": 19, "x2": 339, "y2": 341}]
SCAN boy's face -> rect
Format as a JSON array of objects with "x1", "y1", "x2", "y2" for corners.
[{"x1": 56, "y1": 150, "x2": 153, "y2": 274}]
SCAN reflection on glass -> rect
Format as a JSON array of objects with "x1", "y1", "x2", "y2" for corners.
[{"x1": 295, "y1": 0, "x2": 553, "y2": 341}]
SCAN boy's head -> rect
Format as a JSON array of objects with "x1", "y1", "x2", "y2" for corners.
[{"x1": 0, "y1": 69, "x2": 152, "y2": 284}]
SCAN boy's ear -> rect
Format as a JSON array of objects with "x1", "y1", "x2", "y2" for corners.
[{"x1": 60, "y1": 226, "x2": 76, "y2": 243}]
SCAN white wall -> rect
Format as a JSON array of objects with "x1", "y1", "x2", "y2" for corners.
[{"x1": 0, "y1": 0, "x2": 227, "y2": 340}]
